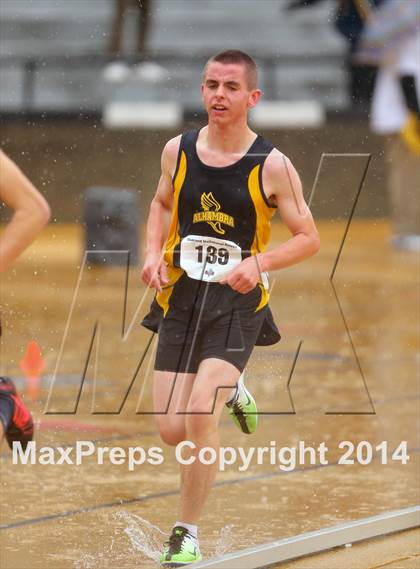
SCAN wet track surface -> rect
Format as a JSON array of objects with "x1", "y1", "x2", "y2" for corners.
[{"x1": 1, "y1": 221, "x2": 418, "y2": 568}]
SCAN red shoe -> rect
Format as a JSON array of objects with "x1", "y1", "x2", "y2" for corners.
[{"x1": 0, "y1": 377, "x2": 34, "y2": 450}]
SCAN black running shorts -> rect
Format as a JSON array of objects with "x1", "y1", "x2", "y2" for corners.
[{"x1": 153, "y1": 276, "x2": 268, "y2": 374}]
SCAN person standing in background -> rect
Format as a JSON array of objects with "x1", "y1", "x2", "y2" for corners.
[
  {"x1": 356, "y1": 0, "x2": 420, "y2": 251},
  {"x1": 104, "y1": 0, "x2": 166, "y2": 83},
  {"x1": 286, "y1": 0, "x2": 386, "y2": 110},
  {"x1": 110, "y1": 0, "x2": 151, "y2": 60}
]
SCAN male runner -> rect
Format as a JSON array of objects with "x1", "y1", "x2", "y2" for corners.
[
  {"x1": 0, "y1": 150, "x2": 50, "y2": 450},
  {"x1": 140, "y1": 50, "x2": 320, "y2": 566}
]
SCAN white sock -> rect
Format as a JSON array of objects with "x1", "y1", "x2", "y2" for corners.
[
  {"x1": 227, "y1": 372, "x2": 245, "y2": 404},
  {"x1": 174, "y1": 521, "x2": 198, "y2": 539}
]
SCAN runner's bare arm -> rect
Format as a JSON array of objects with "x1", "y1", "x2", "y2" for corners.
[
  {"x1": 0, "y1": 150, "x2": 51, "y2": 272},
  {"x1": 141, "y1": 135, "x2": 181, "y2": 293},
  {"x1": 258, "y1": 150, "x2": 320, "y2": 272},
  {"x1": 221, "y1": 150, "x2": 319, "y2": 294}
]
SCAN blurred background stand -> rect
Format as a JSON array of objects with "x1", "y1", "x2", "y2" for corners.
[{"x1": 84, "y1": 186, "x2": 140, "y2": 266}]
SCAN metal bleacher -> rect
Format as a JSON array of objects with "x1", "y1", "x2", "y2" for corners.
[{"x1": 0, "y1": 0, "x2": 348, "y2": 116}]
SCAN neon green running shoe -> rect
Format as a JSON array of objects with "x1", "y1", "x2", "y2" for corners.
[
  {"x1": 226, "y1": 373, "x2": 258, "y2": 435},
  {"x1": 160, "y1": 526, "x2": 202, "y2": 567}
]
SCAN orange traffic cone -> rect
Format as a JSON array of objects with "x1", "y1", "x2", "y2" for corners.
[{"x1": 20, "y1": 340, "x2": 46, "y2": 401}]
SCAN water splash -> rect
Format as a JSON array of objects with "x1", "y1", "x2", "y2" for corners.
[
  {"x1": 214, "y1": 524, "x2": 235, "y2": 556},
  {"x1": 115, "y1": 511, "x2": 166, "y2": 563},
  {"x1": 74, "y1": 512, "x2": 236, "y2": 567},
  {"x1": 116, "y1": 512, "x2": 237, "y2": 560},
  {"x1": 73, "y1": 513, "x2": 161, "y2": 568}
]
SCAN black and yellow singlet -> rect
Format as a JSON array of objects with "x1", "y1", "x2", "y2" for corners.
[{"x1": 142, "y1": 128, "x2": 281, "y2": 353}]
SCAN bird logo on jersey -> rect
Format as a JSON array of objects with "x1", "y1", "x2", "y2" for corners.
[{"x1": 193, "y1": 192, "x2": 235, "y2": 235}]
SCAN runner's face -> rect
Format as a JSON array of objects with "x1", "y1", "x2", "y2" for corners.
[{"x1": 202, "y1": 62, "x2": 260, "y2": 123}]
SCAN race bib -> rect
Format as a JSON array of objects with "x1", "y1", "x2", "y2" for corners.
[{"x1": 180, "y1": 235, "x2": 242, "y2": 282}]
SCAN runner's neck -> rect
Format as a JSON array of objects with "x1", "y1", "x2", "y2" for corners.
[{"x1": 198, "y1": 125, "x2": 257, "y2": 165}]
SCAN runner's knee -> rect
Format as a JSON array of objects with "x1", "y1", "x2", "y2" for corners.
[{"x1": 157, "y1": 419, "x2": 185, "y2": 446}]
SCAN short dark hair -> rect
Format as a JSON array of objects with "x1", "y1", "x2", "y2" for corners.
[{"x1": 204, "y1": 50, "x2": 258, "y2": 90}]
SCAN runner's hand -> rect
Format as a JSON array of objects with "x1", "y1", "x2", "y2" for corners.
[
  {"x1": 220, "y1": 255, "x2": 261, "y2": 294},
  {"x1": 141, "y1": 252, "x2": 168, "y2": 293}
]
